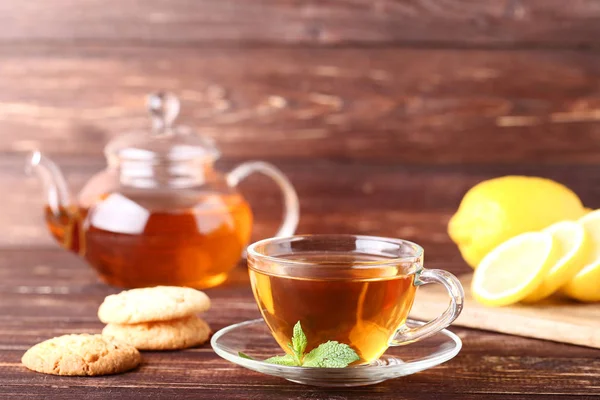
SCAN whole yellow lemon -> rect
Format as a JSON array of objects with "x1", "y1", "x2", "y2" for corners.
[{"x1": 448, "y1": 176, "x2": 586, "y2": 268}]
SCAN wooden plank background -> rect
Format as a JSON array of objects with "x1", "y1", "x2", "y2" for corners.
[
  {"x1": 0, "y1": 0, "x2": 599, "y2": 258},
  {"x1": 1, "y1": 47, "x2": 600, "y2": 162},
  {"x1": 1, "y1": 0, "x2": 600, "y2": 47},
  {"x1": 2, "y1": 48, "x2": 600, "y2": 249},
  {"x1": 0, "y1": 0, "x2": 598, "y2": 274}
]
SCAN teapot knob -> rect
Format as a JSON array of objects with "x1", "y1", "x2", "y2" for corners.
[{"x1": 147, "y1": 92, "x2": 180, "y2": 134}]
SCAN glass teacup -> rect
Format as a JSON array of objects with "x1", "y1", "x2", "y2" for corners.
[{"x1": 247, "y1": 234, "x2": 464, "y2": 364}]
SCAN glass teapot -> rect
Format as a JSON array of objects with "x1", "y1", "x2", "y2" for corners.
[{"x1": 27, "y1": 92, "x2": 299, "y2": 288}]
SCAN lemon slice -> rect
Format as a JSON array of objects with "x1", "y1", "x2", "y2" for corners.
[
  {"x1": 472, "y1": 232, "x2": 559, "y2": 306},
  {"x1": 562, "y1": 210, "x2": 600, "y2": 302},
  {"x1": 562, "y1": 263, "x2": 600, "y2": 302},
  {"x1": 523, "y1": 221, "x2": 590, "y2": 302}
]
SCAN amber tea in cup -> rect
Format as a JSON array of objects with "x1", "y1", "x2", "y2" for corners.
[
  {"x1": 248, "y1": 235, "x2": 464, "y2": 364},
  {"x1": 250, "y1": 254, "x2": 417, "y2": 363}
]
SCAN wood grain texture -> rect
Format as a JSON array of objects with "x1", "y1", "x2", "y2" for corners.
[
  {"x1": 410, "y1": 274, "x2": 600, "y2": 348},
  {"x1": 0, "y1": 249, "x2": 599, "y2": 399},
  {"x1": 1, "y1": 0, "x2": 600, "y2": 47},
  {"x1": 0, "y1": 390, "x2": 591, "y2": 400},
  {"x1": 0, "y1": 46, "x2": 599, "y2": 164}
]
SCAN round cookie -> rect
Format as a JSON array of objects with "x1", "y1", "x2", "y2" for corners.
[
  {"x1": 102, "y1": 315, "x2": 211, "y2": 350},
  {"x1": 98, "y1": 286, "x2": 211, "y2": 324},
  {"x1": 22, "y1": 334, "x2": 141, "y2": 376}
]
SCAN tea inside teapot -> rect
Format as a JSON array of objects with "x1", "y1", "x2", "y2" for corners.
[{"x1": 45, "y1": 189, "x2": 252, "y2": 288}]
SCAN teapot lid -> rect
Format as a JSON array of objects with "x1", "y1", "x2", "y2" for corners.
[{"x1": 104, "y1": 92, "x2": 220, "y2": 164}]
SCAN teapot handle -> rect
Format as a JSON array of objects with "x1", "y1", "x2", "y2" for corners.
[{"x1": 227, "y1": 161, "x2": 299, "y2": 237}]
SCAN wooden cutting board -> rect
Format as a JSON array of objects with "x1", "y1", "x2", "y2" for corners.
[{"x1": 409, "y1": 274, "x2": 600, "y2": 348}]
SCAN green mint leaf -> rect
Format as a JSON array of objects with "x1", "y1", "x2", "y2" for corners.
[
  {"x1": 260, "y1": 321, "x2": 358, "y2": 368},
  {"x1": 238, "y1": 352, "x2": 254, "y2": 360},
  {"x1": 302, "y1": 341, "x2": 360, "y2": 368},
  {"x1": 264, "y1": 354, "x2": 298, "y2": 366},
  {"x1": 290, "y1": 321, "x2": 307, "y2": 364}
]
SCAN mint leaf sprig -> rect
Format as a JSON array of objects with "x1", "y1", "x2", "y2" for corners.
[{"x1": 239, "y1": 321, "x2": 359, "y2": 368}]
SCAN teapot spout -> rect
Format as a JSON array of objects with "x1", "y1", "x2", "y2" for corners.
[
  {"x1": 27, "y1": 151, "x2": 72, "y2": 214},
  {"x1": 27, "y1": 151, "x2": 79, "y2": 250}
]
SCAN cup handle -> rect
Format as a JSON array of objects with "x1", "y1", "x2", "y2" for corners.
[
  {"x1": 227, "y1": 161, "x2": 300, "y2": 237},
  {"x1": 390, "y1": 268, "x2": 464, "y2": 346}
]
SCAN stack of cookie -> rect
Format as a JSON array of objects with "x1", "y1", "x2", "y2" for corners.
[{"x1": 99, "y1": 286, "x2": 212, "y2": 351}]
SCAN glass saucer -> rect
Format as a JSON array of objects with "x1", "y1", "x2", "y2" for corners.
[{"x1": 211, "y1": 318, "x2": 462, "y2": 387}]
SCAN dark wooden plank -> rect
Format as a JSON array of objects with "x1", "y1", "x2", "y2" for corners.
[
  {"x1": 1, "y1": 46, "x2": 599, "y2": 164},
  {"x1": 1, "y1": 350, "x2": 599, "y2": 398},
  {"x1": 1, "y1": 0, "x2": 600, "y2": 48},
  {"x1": 0, "y1": 249, "x2": 599, "y2": 399},
  {"x1": 0, "y1": 389, "x2": 594, "y2": 400},
  {"x1": 4, "y1": 153, "x2": 600, "y2": 249}
]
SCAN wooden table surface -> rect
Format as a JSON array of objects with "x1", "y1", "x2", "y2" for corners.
[
  {"x1": 2, "y1": 0, "x2": 600, "y2": 398},
  {"x1": 0, "y1": 250, "x2": 599, "y2": 399}
]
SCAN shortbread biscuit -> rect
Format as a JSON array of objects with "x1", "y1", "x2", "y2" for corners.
[
  {"x1": 22, "y1": 334, "x2": 141, "y2": 376},
  {"x1": 102, "y1": 315, "x2": 211, "y2": 350},
  {"x1": 98, "y1": 286, "x2": 211, "y2": 324}
]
